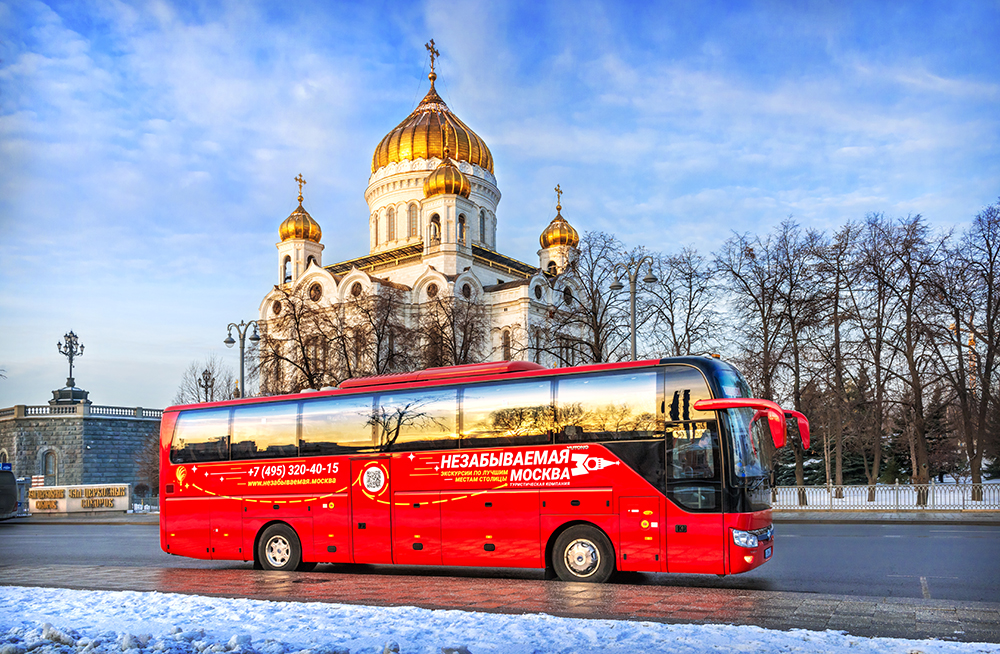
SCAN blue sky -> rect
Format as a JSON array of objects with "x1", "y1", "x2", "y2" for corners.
[{"x1": 1, "y1": 0, "x2": 998, "y2": 408}]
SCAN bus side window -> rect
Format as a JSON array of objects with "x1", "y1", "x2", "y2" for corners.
[
  {"x1": 461, "y1": 380, "x2": 552, "y2": 448},
  {"x1": 300, "y1": 395, "x2": 376, "y2": 455},
  {"x1": 663, "y1": 366, "x2": 715, "y2": 422},
  {"x1": 171, "y1": 409, "x2": 231, "y2": 463},
  {"x1": 231, "y1": 403, "x2": 298, "y2": 460},
  {"x1": 554, "y1": 371, "x2": 657, "y2": 443},
  {"x1": 665, "y1": 423, "x2": 717, "y2": 480},
  {"x1": 374, "y1": 389, "x2": 458, "y2": 452}
]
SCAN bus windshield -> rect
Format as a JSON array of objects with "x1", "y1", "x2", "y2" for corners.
[{"x1": 721, "y1": 406, "x2": 770, "y2": 479}]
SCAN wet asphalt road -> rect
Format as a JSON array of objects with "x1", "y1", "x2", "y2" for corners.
[{"x1": 1, "y1": 521, "x2": 998, "y2": 603}]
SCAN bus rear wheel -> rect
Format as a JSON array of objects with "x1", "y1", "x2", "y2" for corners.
[
  {"x1": 257, "y1": 524, "x2": 302, "y2": 571},
  {"x1": 551, "y1": 525, "x2": 614, "y2": 583}
]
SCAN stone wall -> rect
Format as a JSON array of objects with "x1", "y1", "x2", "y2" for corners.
[{"x1": 0, "y1": 415, "x2": 160, "y2": 489}]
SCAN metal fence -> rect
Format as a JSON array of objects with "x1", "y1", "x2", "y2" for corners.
[
  {"x1": 773, "y1": 483, "x2": 1000, "y2": 510},
  {"x1": 131, "y1": 497, "x2": 159, "y2": 513}
]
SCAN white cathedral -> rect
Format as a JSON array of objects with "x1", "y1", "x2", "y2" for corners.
[{"x1": 259, "y1": 47, "x2": 582, "y2": 385}]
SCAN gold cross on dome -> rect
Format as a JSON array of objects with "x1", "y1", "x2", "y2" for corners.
[
  {"x1": 295, "y1": 174, "x2": 306, "y2": 202},
  {"x1": 554, "y1": 184, "x2": 563, "y2": 209},
  {"x1": 426, "y1": 39, "x2": 439, "y2": 74}
]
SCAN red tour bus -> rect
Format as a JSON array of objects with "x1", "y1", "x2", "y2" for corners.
[{"x1": 159, "y1": 356, "x2": 808, "y2": 582}]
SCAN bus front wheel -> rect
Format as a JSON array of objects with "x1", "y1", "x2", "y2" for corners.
[
  {"x1": 551, "y1": 525, "x2": 614, "y2": 583},
  {"x1": 257, "y1": 524, "x2": 302, "y2": 571}
]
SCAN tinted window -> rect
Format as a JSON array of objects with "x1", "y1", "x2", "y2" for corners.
[
  {"x1": 462, "y1": 380, "x2": 552, "y2": 448},
  {"x1": 301, "y1": 395, "x2": 375, "y2": 455},
  {"x1": 663, "y1": 366, "x2": 715, "y2": 422},
  {"x1": 723, "y1": 407, "x2": 770, "y2": 478},
  {"x1": 555, "y1": 371, "x2": 657, "y2": 442},
  {"x1": 231, "y1": 403, "x2": 298, "y2": 460},
  {"x1": 666, "y1": 422, "x2": 721, "y2": 512},
  {"x1": 171, "y1": 409, "x2": 230, "y2": 463},
  {"x1": 375, "y1": 389, "x2": 457, "y2": 451}
]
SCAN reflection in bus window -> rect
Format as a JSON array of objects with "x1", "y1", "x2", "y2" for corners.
[
  {"x1": 666, "y1": 423, "x2": 717, "y2": 480},
  {"x1": 300, "y1": 395, "x2": 375, "y2": 455},
  {"x1": 555, "y1": 372, "x2": 657, "y2": 442},
  {"x1": 462, "y1": 380, "x2": 552, "y2": 448},
  {"x1": 373, "y1": 389, "x2": 457, "y2": 451},
  {"x1": 231, "y1": 403, "x2": 298, "y2": 460},
  {"x1": 171, "y1": 409, "x2": 230, "y2": 463},
  {"x1": 663, "y1": 366, "x2": 714, "y2": 422}
]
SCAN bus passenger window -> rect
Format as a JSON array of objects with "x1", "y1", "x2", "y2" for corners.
[
  {"x1": 462, "y1": 380, "x2": 552, "y2": 448},
  {"x1": 373, "y1": 389, "x2": 457, "y2": 451},
  {"x1": 663, "y1": 366, "x2": 715, "y2": 422},
  {"x1": 171, "y1": 409, "x2": 231, "y2": 463},
  {"x1": 666, "y1": 423, "x2": 717, "y2": 480},
  {"x1": 231, "y1": 403, "x2": 298, "y2": 460},
  {"x1": 554, "y1": 372, "x2": 657, "y2": 442},
  {"x1": 301, "y1": 395, "x2": 376, "y2": 455}
]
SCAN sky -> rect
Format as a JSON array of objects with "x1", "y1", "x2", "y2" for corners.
[
  {"x1": 1, "y1": 0, "x2": 998, "y2": 408},
  {"x1": 3, "y1": 585, "x2": 997, "y2": 653}
]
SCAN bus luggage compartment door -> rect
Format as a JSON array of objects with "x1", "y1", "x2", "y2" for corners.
[
  {"x1": 618, "y1": 497, "x2": 661, "y2": 571},
  {"x1": 392, "y1": 491, "x2": 442, "y2": 565},
  {"x1": 350, "y1": 458, "x2": 392, "y2": 564}
]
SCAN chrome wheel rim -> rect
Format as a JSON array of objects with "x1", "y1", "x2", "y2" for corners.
[
  {"x1": 564, "y1": 538, "x2": 599, "y2": 577},
  {"x1": 265, "y1": 535, "x2": 291, "y2": 567}
]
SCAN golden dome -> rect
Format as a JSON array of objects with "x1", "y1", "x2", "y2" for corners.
[
  {"x1": 423, "y1": 149, "x2": 472, "y2": 198},
  {"x1": 539, "y1": 194, "x2": 579, "y2": 249},
  {"x1": 372, "y1": 72, "x2": 494, "y2": 174},
  {"x1": 279, "y1": 202, "x2": 322, "y2": 243}
]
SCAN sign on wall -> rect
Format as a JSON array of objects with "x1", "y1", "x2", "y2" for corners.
[{"x1": 27, "y1": 484, "x2": 131, "y2": 513}]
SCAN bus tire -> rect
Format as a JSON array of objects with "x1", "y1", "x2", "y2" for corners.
[
  {"x1": 257, "y1": 524, "x2": 302, "y2": 571},
  {"x1": 551, "y1": 525, "x2": 614, "y2": 583}
]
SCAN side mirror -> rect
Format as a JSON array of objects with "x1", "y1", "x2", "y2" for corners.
[{"x1": 693, "y1": 398, "x2": 787, "y2": 449}]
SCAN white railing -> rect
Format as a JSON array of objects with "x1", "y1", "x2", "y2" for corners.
[
  {"x1": 0, "y1": 404, "x2": 162, "y2": 420},
  {"x1": 773, "y1": 483, "x2": 1000, "y2": 510}
]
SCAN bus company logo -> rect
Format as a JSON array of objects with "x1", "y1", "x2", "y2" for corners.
[
  {"x1": 569, "y1": 453, "x2": 620, "y2": 477},
  {"x1": 362, "y1": 465, "x2": 386, "y2": 494},
  {"x1": 175, "y1": 466, "x2": 188, "y2": 485}
]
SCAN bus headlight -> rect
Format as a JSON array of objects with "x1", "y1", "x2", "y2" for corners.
[{"x1": 732, "y1": 529, "x2": 758, "y2": 548}]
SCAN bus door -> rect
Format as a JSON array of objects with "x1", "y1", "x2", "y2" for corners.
[
  {"x1": 350, "y1": 458, "x2": 392, "y2": 564},
  {"x1": 664, "y1": 423, "x2": 724, "y2": 574},
  {"x1": 618, "y1": 497, "x2": 661, "y2": 571}
]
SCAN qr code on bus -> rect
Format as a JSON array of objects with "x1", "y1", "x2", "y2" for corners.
[{"x1": 363, "y1": 467, "x2": 385, "y2": 493}]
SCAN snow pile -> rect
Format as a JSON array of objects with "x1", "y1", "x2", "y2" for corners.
[{"x1": 0, "y1": 586, "x2": 996, "y2": 654}]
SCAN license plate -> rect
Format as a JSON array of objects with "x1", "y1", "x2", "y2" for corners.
[{"x1": 764, "y1": 547, "x2": 772, "y2": 559}]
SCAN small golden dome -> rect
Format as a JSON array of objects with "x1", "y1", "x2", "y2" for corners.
[
  {"x1": 372, "y1": 72, "x2": 494, "y2": 174},
  {"x1": 279, "y1": 202, "x2": 322, "y2": 243},
  {"x1": 539, "y1": 196, "x2": 579, "y2": 249},
  {"x1": 423, "y1": 149, "x2": 472, "y2": 198}
]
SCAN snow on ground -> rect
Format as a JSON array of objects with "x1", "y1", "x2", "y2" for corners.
[{"x1": 0, "y1": 586, "x2": 996, "y2": 654}]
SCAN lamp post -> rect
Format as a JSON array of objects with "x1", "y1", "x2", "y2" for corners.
[
  {"x1": 198, "y1": 369, "x2": 215, "y2": 403},
  {"x1": 609, "y1": 257, "x2": 658, "y2": 361},
  {"x1": 224, "y1": 320, "x2": 260, "y2": 399},
  {"x1": 57, "y1": 330, "x2": 84, "y2": 387}
]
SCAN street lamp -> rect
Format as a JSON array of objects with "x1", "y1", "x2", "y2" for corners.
[
  {"x1": 609, "y1": 257, "x2": 658, "y2": 360},
  {"x1": 198, "y1": 369, "x2": 215, "y2": 403},
  {"x1": 57, "y1": 330, "x2": 85, "y2": 387},
  {"x1": 224, "y1": 320, "x2": 260, "y2": 398}
]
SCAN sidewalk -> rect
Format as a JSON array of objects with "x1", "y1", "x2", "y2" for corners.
[{"x1": 773, "y1": 509, "x2": 1000, "y2": 525}]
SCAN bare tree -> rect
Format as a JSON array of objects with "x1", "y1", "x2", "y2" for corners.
[
  {"x1": 531, "y1": 231, "x2": 631, "y2": 366},
  {"x1": 172, "y1": 355, "x2": 238, "y2": 405},
  {"x1": 258, "y1": 284, "x2": 340, "y2": 394},
  {"x1": 929, "y1": 199, "x2": 1000, "y2": 498},
  {"x1": 332, "y1": 285, "x2": 417, "y2": 380},
  {"x1": 420, "y1": 289, "x2": 489, "y2": 368},
  {"x1": 645, "y1": 247, "x2": 719, "y2": 356},
  {"x1": 134, "y1": 434, "x2": 160, "y2": 497}
]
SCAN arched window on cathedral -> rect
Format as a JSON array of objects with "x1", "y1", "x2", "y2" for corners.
[
  {"x1": 458, "y1": 214, "x2": 467, "y2": 244},
  {"x1": 387, "y1": 207, "x2": 396, "y2": 241},
  {"x1": 0, "y1": 449, "x2": 8, "y2": 464},
  {"x1": 547, "y1": 261, "x2": 557, "y2": 276},
  {"x1": 409, "y1": 204, "x2": 418, "y2": 238},
  {"x1": 374, "y1": 214, "x2": 379, "y2": 244},
  {"x1": 479, "y1": 210, "x2": 486, "y2": 245},
  {"x1": 43, "y1": 451, "x2": 57, "y2": 486},
  {"x1": 283, "y1": 256, "x2": 292, "y2": 283},
  {"x1": 430, "y1": 214, "x2": 441, "y2": 243},
  {"x1": 306, "y1": 255, "x2": 316, "y2": 269},
  {"x1": 502, "y1": 330, "x2": 512, "y2": 361}
]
